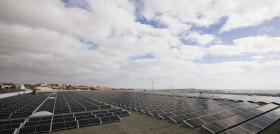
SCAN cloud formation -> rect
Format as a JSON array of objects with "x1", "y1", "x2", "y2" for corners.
[{"x1": 0, "y1": 0, "x2": 280, "y2": 89}]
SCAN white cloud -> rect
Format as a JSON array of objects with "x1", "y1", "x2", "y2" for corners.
[
  {"x1": 251, "y1": 55, "x2": 265, "y2": 60},
  {"x1": 140, "y1": 0, "x2": 280, "y2": 33},
  {"x1": 0, "y1": 0, "x2": 280, "y2": 89},
  {"x1": 218, "y1": 0, "x2": 280, "y2": 32},
  {"x1": 183, "y1": 32, "x2": 215, "y2": 45},
  {"x1": 209, "y1": 36, "x2": 280, "y2": 56}
]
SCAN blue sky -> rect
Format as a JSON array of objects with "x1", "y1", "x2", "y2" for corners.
[{"x1": 0, "y1": 0, "x2": 280, "y2": 90}]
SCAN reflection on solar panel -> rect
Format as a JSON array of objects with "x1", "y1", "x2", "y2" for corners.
[
  {"x1": 202, "y1": 104, "x2": 279, "y2": 134},
  {"x1": 76, "y1": 90, "x2": 280, "y2": 134},
  {"x1": 226, "y1": 108, "x2": 280, "y2": 134}
]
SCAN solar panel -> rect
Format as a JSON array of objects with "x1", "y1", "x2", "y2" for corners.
[
  {"x1": 3, "y1": 123, "x2": 21, "y2": 130},
  {"x1": 18, "y1": 126, "x2": 36, "y2": 134},
  {"x1": 24, "y1": 122, "x2": 39, "y2": 127},
  {"x1": 52, "y1": 122, "x2": 66, "y2": 131},
  {"x1": 100, "y1": 117, "x2": 112, "y2": 124},
  {"x1": 85, "y1": 115, "x2": 96, "y2": 119},
  {"x1": 35, "y1": 124, "x2": 50, "y2": 133},
  {"x1": 38, "y1": 120, "x2": 51, "y2": 125},
  {"x1": 76, "y1": 116, "x2": 86, "y2": 121},
  {"x1": 203, "y1": 104, "x2": 278, "y2": 134},
  {"x1": 0, "y1": 129, "x2": 15, "y2": 134},
  {"x1": 0, "y1": 120, "x2": 10, "y2": 126},
  {"x1": 199, "y1": 115, "x2": 215, "y2": 123},
  {"x1": 11, "y1": 119, "x2": 25, "y2": 123},
  {"x1": 237, "y1": 112, "x2": 252, "y2": 120},
  {"x1": 169, "y1": 115, "x2": 188, "y2": 123},
  {"x1": 96, "y1": 113, "x2": 105, "y2": 118},
  {"x1": 158, "y1": 112, "x2": 175, "y2": 120},
  {"x1": 239, "y1": 122, "x2": 262, "y2": 133},
  {"x1": 41, "y1": 116, "x2": 52, "y2": 120},
  {"x1": 226, "y1": 115, "x2": 245, "y2": 124},
  {"x1": 251, "y1": 118, "x2": 271, "y2": 127},
  {"x1": 65, "y1": 121, "x2": 78, "y2": 129},
  {"x1": 226, "y1": 126, "x2": 253, "y2": 134},
  {"x1": 183, "y1": 118, "x2": 205, "y2": 128},
  {"x1": 202, "y1": 122, "x2": 226, "y2": 134},
  {"x1": 104, "y1": 113, "x2": 113, "y2": 117},
  {"x1": 64, "y1": 114, "x2": 74, "y2": 118},
  {"x1": 53, "y1": 115, "x2": 64, "y2": 119},
  {"x1": 109, "y1": 116, "x2": 121, "y2": 122},
  {"x1": 53, "y1": 118, "x2": 64, "y2": 124},
  {"x1": 64, "y1": 117, "x2": 76, "y2": 122},
  {"x1": 215, "y1": 119, "x2": 236, "y2": 128},
  {"x1": 148, "y1": 110, "x2": 164, "y2": 117},
  {"x1": 78, "y1": 119, "x2": 91, "y2": 127},
  {"x1": 28, "y1": 118, "x2": 40, "y2": 122},
  {"x1": 184, "y1": 113, "x2": 199, "y2": 119},
  {"x1": 89, "y1": 118, "x2": 101, "y2": 125}
]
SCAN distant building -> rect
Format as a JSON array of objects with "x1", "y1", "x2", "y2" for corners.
[
  {"x1": 20, "y1": 84, "x2": 25, "y2": 89},
  {"x1": 0, "y1": 83, "x2": 3, "y2": 89},
  {"x1": 66, "y1": 84, "x2": 76, "y2": 90},
  {"x1": 24, "y1": 84, "x2": 36, "y2": 90},
  {"x1": 35, "y1": 86, "x2": 53, "y2": 90},
  {"x1": 76, "y1": 86, "x2": 90, "y2": 90}
]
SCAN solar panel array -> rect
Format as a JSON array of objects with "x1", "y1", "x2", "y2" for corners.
[
  {"x1": 0, "y1": 93, "x2": 49, "y2": 119},
  {"x1": 0, "y1": 92, "x2": 130, "y2": 134},
  {"x1": 201, "y1": 104, "x2": 279, "y2": 133},
  {"x1": 77, "y1": 90, "x2": 280, "y2": 134},
  {"x1": 226, "y1": 108, "x2": 280, "y2": 134}
]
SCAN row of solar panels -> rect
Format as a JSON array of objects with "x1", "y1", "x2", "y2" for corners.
[
  {"x1": 0, "y1": 109, "x2": 130, "y2": 134},
  {"x1": 226, "y1": 108, "x2": 280, "y2": 134},
  {"x1": 0, "y1": 93, "x2": 50, "y2": 119},
  {"x1": 77, "y1": 91, "x2": 259, "y2": 123},
  {"x1": 0, "y1": 92, "x2": 116, "y2": 120},
  {"x1": 76, "y1": 91, "x2": 280, "y2": 134},
  {"x1": 189, "y1": 104, "x2": 279, "y2": 133}
]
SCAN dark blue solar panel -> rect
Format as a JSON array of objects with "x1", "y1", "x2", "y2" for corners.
[
  {"x1": 109, "y1": 116, "x2": 120, "y2": 122},
  {"x1": 89, "y1": 118, "x2": 101, "y2": 125},
  {"x1": 35, "y1": 124, "x2": 50, "y2": 133},
  {"x1": 100, "y1": 117, "x2": 112, "y2": 124},
  {"x1": 52, "y1": 122, "x2": 66, "y2": 131},
  {"x1": 78, "y1": 119, "x2": 91, "y2": 127},
  {"x1": 65, "y1": 121, "x2": 78, "y2": 129},
  {"x1": 0, "y1": 129, "x2": 15, "y2": 134},
  {"x1": 53, "y1": 118, "x2": 64, "y2": 124},
  {"x1": 18, "y1": 126, "x2": 36, "y2": 134}
]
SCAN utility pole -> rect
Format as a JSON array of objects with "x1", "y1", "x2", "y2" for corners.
[{"x1": 152, "y1": 80, "x2": 154, "y2": 90}]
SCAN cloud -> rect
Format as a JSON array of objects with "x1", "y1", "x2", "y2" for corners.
[
  {"x1": 208, "y1": 36, "x2": 280, "y2": 56},
  {"x1": 251, "y1": 55, "x2": 265, "y2": 60},
  {"x1": 183, "y1": 32, "x2": 215, "y2": 46},
  {"x1": 0, "y1": 0, "x2": 280, "y2": 89},
  {"x1": 218, "y1": 0, "x2": 280, "y2": 32}
]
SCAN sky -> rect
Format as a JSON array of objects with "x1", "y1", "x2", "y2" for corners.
[{"x1": 0, "y1": 0, "x2": 280, "y2": 90}]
